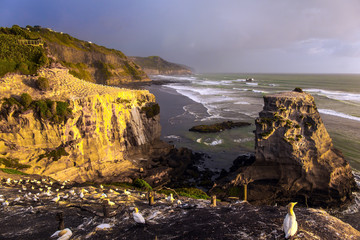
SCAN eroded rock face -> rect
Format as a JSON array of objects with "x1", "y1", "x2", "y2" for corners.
[
  {"x1": 217, "y1": 91, "x2": 356, "y2": 206},
  {"x1": 252, "y1": 91, "x2": 356, "y2": 205},
  {"x1": 0, "y1": 90, "x2": 161, "y2": 183}
]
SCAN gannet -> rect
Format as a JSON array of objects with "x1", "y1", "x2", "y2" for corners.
[
  {"x1": 52, "y1": 193, "x2": 60, "y2": 203},
  {"x1": 106, "y1": 199, "x2": 115, "y2": 206},
  {"x1": 283, "y1": 202, "x2": 298, "y2": 239},
  {"x1": 167, "y1": 193, "x2": 175, "y2": 203},
  {"x1": 79, "y1": 189, "x2": 85, "y2": 199},
  {"x1": 50, "y1": 228, "x2": 72, "y2": 240},
  {"x1": 2, "y1": 200, "x2": 9, "y2": 206},
  {"x1": 133, "y1": 207, "x2": 145, "y2": 224},
  {"x1": 124, "y1": 189, "x2": 131, "y2": 195},
  {"x1": 176, "y1": 199, "x2": 182, "y2": 204},
  {"x1": 100, "y1": 184, "x2": 104, "y2": 189}
]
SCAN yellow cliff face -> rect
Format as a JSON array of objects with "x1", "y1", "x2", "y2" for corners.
[{"x1": 0, "y1": 68, "x2": 160, "y2": 182}]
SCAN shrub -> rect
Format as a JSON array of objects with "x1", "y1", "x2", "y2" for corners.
[
  {"x1": 293, "y1": 87, "x2": 303, "y2": 93},
  {"x1": 0, "y1": 157, "x2": 31, "y2": 170},
  {"x1": 37, "y1": 77, "x2": 50, "y2": 91},
  {"x1": 141, "y1": 102, "x2": 160, "y2": 118},
  {"x1": 133, "y1": 179, "x2": 152, "y2": 191},
  {"x1": 20, "y1": 93, "x2": 32, "y2": 108}
]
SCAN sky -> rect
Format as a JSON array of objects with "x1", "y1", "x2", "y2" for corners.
[{"x1": 1, "y1": 0, "x2": 360, "y2": 73}]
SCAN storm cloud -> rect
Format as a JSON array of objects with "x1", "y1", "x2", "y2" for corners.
[{"x1": 1, "y1": 0, "x2": 360, "y2": 73}]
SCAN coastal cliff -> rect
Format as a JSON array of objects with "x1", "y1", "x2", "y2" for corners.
[
  {"x1": 0, "y1": 25, "x2": 149, "y2": 84},
  {"x1": 130, "y1": 56, "x2": 193, "y2": 75},
  {"x1": 0, "y1": 68, "x2": 160, "y2": 182},
  {"x1": 214, "y1": 90, "x2": 356, "y2": 206}
]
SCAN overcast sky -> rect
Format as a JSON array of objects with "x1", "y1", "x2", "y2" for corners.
[{"x1": 1, "y1": 0, "x2": 360, "y2": 73}]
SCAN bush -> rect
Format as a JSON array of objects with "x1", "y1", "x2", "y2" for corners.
[
  {"x1": 293, "y1": 87, "x2": 303, "y2": 93},
  {"x1": 133, "y1": 179, "x2": 152, "y2": 191},
  {"x1": 141, "y1": 102, "x2": 160, "y2": 118},
  {"x1": 37, "y1": 77, "x2": 50, "y2": 91},
  {"x1": 20, "y1": 93, "x2": 32, "y2": 108}
]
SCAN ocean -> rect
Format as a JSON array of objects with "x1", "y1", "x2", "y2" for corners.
[{"x1": 144, "y1": 73, "x2": 360, "y2": 172}]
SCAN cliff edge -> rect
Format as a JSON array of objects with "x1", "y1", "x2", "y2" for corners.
[{"x1": 0, "y1": 68, "x2": 160, "y2": 182}]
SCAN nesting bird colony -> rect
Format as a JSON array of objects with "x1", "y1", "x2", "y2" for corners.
[{"x1": 1, "y1": 175, "x2": 360, "y2": 239}]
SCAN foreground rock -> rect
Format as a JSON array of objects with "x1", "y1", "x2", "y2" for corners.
[
  {"x1": 189, "y1": 121, "x2": 251, "y2": 133},
  {"x1": 1, "y1": 175, "x2": 359, "y2": 240},
  {"x1": 214, "y1": 91, "x2": 356, "y2": 207}
]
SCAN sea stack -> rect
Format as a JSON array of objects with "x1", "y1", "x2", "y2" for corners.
[{"x1": 249, "y1": 90, "x2": 356, "y2": 206}]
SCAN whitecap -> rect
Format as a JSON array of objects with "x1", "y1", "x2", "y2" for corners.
[
  {"x1": 203, "y1": 139, "x2": 223, "y2": 146},
  {"x1": 318, "y1": 109, "x2": 360, "y2": 122},
  {"x1": 246, "y1": 82, "x2": 258, "y2": 86},
  {"x1": 305, "y1": 88, "x2": 360, "y2": 102},
  {"x1": 234, "y1": 138, "x2": 253, "y2": 143},
  {"x1": 164, "y1": 135, "x2": 181, "y2": 139},
  {"x1": 234, "y1": 101, "x2": 250, "y2": 105}
]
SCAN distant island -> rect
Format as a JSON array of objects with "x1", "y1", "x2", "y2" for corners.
[{"x1": 130, "y1": 56, "x2": 193, "y2": 75}]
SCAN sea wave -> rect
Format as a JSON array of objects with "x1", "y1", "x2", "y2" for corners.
[
  {"x1": 305, "y1": 88, "x2": 360, "y2": 102},
  {"x1": 246, "y1": 82, "x2": 258, "y2": 86},
  {"x1": 203, "y1": 138, "x2": 223, "y2": 146},
  {"x1": 234, "y1": 137, "x2": 253, "y2": 143},
  {"x1": 152, "y1": 75, "x2": 197, "y2": 81},
  {"x1": 164, "y1": 135, "x2": 181, "y2": 139},
  {"x1": 318, "y1": 109, "x2": 360, "y2": 122}
]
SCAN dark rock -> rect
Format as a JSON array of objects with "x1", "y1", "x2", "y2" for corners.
[{"x1": 189, "y1": 121, "x2": 251, "y2": 133}]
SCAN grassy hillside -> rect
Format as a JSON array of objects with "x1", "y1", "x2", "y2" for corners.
[
  {"x1": 131, "y1": 56, "x2": 192, "y2": 75},
  {"x1": 0, "y1": 25, "x2": 148, "y2": 84}
]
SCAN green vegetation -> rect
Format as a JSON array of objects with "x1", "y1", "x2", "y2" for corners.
[
  {"x1": 0, "y1": 168, "x2": 28, "y2": 175},
  {"x1": 123, "y1": 61, "x2": 142, "y2": 80},
  {"x1": 0, "y1": 25, "x2": 48, "y2": 76},
  {"x1": 20, "y1": 93, "x2": 33, "y2": 108},
  {"x1": 0, "y1": 157, "x2": 31, "y2": 170},
  {"x1": 36, "y1": 77, "x2": 50, "y2": 91},
  {"x1": 159, "y1": 187, "x2": 210, "y2": 200},
  {"x1": 260, "y1": 129, "x2": 274, "y2": 138},
  {"x1": 141, "y1": 102, "x2": 160, "y2": 118},
  {"x1": 133, "y1": 179, "x2": 152, "y2": 191},
  {"x1": 228, "y1": 186, "x2": 242, "y2": 197},
  {"x1": 131, "y1": 56, "x2": 192, "y2": 74},
  {"x1": 62, "y1": 62, "x2": 93, "y2": 82},
  {"x1": 293, "y1": 87, "x2": 303, "y2": 93},
  {"x1": 0, "y1": 25, "x2": 146, "y2": 83},
  {"x1": 1, "y1": 95, "x2": 72, "y2": 124},
  {"x1": 38, "y1": 147, "x2": 69, "y2": 162},
  {"x1": 189, "y1": 121, "x2": 251, "y2": 133}
]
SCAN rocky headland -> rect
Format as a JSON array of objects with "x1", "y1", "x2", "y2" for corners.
[
  {"x1": 212, "y1": 90, "x2": 357, "y2": 208},
  {"x1": 130, "y1": 56, "x2": 193, "y2": 75}
]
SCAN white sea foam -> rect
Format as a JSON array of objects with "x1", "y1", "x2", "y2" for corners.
[
  {"x1": 234, "y1": 101, "x2": 250, "y2": 105},
  {"x1": 203, "y1": 138, "x2": 223, "y2": 146},
  {"x1": 269, "y1": 83, "x2": 277, "y2": 87},
  {"x1": 153, "y1": 75, "x2": 197, "y2": 81},
  {"x1": 305, "y1": 88, "x2": 360, "y2": 102},
  {"x1": 164, "y1": 135, "x2": 181, "y2": 139},
  {"x1": 252, "y1": 89, "x2": 267, "y2": 93},
  {"x1": 318, "y1": 109, "x2": 360, "y2": 122},
  {"x1": 233, "y1": 138, "x2": 253, "y2": 143},
  {"x1": 246, "y1": 82, "x2": 258, "y2": 86}
]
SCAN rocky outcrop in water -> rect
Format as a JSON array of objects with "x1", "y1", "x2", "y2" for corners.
[{"x1": 214, "y1": 91, "x2": 356, "y2": 207}]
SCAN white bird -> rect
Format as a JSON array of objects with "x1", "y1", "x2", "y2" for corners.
[
  {"x1": 51, "y1": 193, "x2": 60, "y2": 203},
  {"x1": 124, "y1": 189, "x2": 131, "y2": 195},
  {"x1": 133, "y1": 207, "x2": 145, "y2": 224},
  {"x1": 167, "y1": 193, "x2": 175, "y2": 203},
  {"x1": 79, "y1": 189, "x2": 85, "y2": 199},
  {"x1": 283, "y1": 202, "x2": 298, "y2": 239},
  {"x1": 176, "y1": 199, "x2": 182, "y2": 204},
  {"x1": 50, "y1": 228, "x2": 72, "y2": 240},
  {"x1": 100, "y1": 184, "x2": 104, "y2": 189},
  {"x1": 2, "y1": 200, "x2": 9, "y2": 206},
  {"x1": 106, "y1": 199, "x2": 115, "y2": 206}
]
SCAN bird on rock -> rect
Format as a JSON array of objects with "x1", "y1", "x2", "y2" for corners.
[
  {"x1": 167, "y1": 193, "x2": 175, "y2": 203},
  {"x1": 133, "y1": 207, "x2": 145, "y2": 224},
  {"x1": 50, "y1": 228, "x2": 72, "y2": 240},
  {"x1": 283, "y1": 202, "x2": 298, "y2": 239}
]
